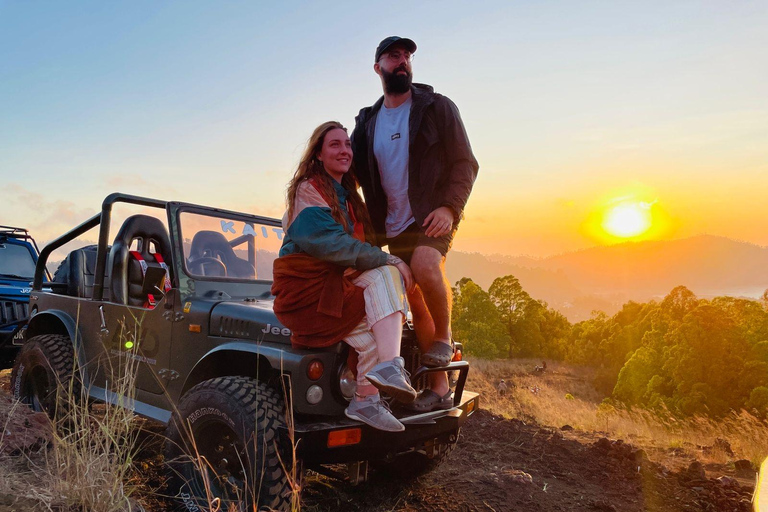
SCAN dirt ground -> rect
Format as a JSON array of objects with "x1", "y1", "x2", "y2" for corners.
[
  {"x1": 0, "y1": 369, "x2": 759, "y2": 511},
  {"x1": 298, "y1": 409, "x2": 756, "y2": 512}
]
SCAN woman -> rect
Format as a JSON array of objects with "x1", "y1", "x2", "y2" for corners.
[{"x1": 271, "y1": 121, "x2": 416, "y2": 432}]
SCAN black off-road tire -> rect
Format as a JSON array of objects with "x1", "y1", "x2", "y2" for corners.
[
  {"x1": 372, "y1": 429, "x2": 460, "y2": 478},
  {"x1": 11, "y1": 334, "x2": 78, "y2": 419},
  {"x1": 164, "y1": 376, "x2": 297, "y2": 511}
]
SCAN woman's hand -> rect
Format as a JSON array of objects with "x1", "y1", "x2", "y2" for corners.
[{"x1": 387, "y1": 254, "x2": 415, "y2": 292}]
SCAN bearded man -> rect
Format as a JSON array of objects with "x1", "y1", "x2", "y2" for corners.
[{"x1": 351, "y1": 36, "x2": 479, "y2": 412}]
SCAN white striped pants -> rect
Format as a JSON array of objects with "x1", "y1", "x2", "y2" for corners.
[{"x1": 345, "y1": 265, "x2": 408, "y2": 387}]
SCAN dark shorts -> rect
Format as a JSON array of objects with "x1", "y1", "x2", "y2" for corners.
[{"x1": 385, "y1": 222, "x2": 455, "y2": 265}]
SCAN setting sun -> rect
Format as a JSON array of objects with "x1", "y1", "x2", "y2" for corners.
[
  {"x1": 580, "y1": 187, "x2": 673, "y2": 247},
  {"x1": 602, "y1": 202, "x2": 652, "y2": 238}
]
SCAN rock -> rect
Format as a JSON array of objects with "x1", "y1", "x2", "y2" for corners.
[
  {"x1": 503, "y1": 469, "x2": 533, "y2": 484},
  {"x1": 733, "y1": 459, "x2": 754, "y2": 476},
  {"x1": 685, "y1": 461, "x2": 706, "y2": 481},
  {"x1": 0, "y1": 397, "x2": 53, "y2": 455},
  {"x1": 594, "y1": 437, "x2": 612, "y2": 452},
  {"x1": 716, "y1": 476, "x2": 739, "y2": 488},
  {"x1": 560, "y1": 424, "x2": 573, "y2": 431}
]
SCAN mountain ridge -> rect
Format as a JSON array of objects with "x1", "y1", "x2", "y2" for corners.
[{"x1": 446, "y1": 234, "x2": 768, "y2": 322}]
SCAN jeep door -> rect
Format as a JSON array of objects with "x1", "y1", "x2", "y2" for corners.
[{"x1": 99, "y1": 294, "x2": 175, "y2": 398}]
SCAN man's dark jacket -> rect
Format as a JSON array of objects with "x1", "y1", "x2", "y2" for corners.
[{"x1": 351, "y1": 83, "x2": 479, "y2": 246}]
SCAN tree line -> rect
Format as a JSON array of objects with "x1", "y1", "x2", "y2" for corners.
[{"x1": 452, "y1": 277, "x2": 768, "y2": 418}]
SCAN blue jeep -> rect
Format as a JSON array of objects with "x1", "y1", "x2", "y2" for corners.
[{"x1": 0, "y1": 226, "x2": 48, "y2": 368}]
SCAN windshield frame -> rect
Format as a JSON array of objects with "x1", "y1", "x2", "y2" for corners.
[
  {"x1": 0, "y1": 240, "x2": 39, "y2": 280},
  {"x1": 171, "y1": 202, "x2": 283, "y2": 289}
]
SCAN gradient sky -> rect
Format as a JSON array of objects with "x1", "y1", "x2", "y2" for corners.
[{"x1": 1, "y1": 1, "x2": 766, "y2": 257}]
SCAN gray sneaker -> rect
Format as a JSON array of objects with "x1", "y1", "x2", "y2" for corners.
[
  {"x1": 365, "y1": 357, "x2": 417, "y2": 403},
  {"x1": 345, "y1": 394, "x2": 405, "y2": 432}
]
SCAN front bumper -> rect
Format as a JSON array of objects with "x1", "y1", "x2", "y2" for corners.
[{"x1": 286, "y1": 390, "x2": 479, "y2": 465}]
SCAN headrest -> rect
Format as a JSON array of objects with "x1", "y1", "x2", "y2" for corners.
[{"x1": 113, "y1": 215, "x2": 171, "y2": 257}]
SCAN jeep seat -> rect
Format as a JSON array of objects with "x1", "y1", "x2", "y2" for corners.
[
  {"x1": 189, "y1": 231, "x2": 255, "y2": 279},
  {"x1": 109, "y1": 215, "x2": 172, "y2": 307},
  {"x1": 51, "y1": 244, "x2": 111, "y2": 298}
]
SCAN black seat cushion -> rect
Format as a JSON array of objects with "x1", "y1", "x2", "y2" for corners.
[
  {"x1": 51, "y1": 245, "x2": 111, "y2": 298},
  {"x1": 189, "y1": 230, "x2": 255, "y2": 279},
  {"x1": 109, "y1": 215, "x2": 172, "y2": 307}
]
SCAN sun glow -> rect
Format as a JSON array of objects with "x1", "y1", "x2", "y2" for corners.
[
  {"x1": 602, "y1": 202, "x2": 652, "y2": 238},
  {"x1": 580, "y1": 187, "x2": 673, "y2": 247}
]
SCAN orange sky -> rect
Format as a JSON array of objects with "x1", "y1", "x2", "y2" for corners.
[{"x1": 2, "y1": 3, "x2": 767, "y2": 258}]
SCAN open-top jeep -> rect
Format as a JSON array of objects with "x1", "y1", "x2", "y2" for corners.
[{"x1": 12, "y1": 193, "x2": 479, "y2": 510}]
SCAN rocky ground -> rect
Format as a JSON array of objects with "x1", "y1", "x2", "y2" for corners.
[
  {"x1": 300, "y1": 409, "x2": 756, "y2": 512},
  {"x1": 0, "y1": 370, "x2": 759, "y2": 511}
]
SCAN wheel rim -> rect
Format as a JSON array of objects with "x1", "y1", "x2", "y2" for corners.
[
  {"x1": 189, "y1": 419, "x2": 252, "y2": 503},
  {"x1": 21, "y1": 365, "x2": 54, "y2": 413}
]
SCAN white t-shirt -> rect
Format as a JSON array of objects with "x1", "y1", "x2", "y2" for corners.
[{"x1": 374, "y1": 97, "x2": 415, "y2": 238}]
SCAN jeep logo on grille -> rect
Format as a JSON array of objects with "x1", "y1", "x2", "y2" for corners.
[{"x1": 261, "y1": 323, "x2": 291, "y2": 337}]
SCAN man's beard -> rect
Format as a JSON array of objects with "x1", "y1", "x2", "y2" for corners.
[{"x1": 381, "y1": 65, "x2": 412, "y2": 95}]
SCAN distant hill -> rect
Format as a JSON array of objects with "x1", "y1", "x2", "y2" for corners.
[{"x1": 447, "y1": 235, "x2": 768, "y2": 322}]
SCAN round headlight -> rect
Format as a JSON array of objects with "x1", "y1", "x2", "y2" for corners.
[
  {"x1": 338, "y1": 363, "x2": 357, "y2": 401},
  {"x1": 306, "y1": 384, "x2": 323, "y2": 405}
]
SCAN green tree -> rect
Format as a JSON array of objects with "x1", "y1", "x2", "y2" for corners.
[
  {"x1": 452, "y1": 278, "x2": 510, "y2": 359},
  {"x1": 538, "y1": 307, "x2": 571, "y2": 359},
  {"x1": 663, "y1": 303, "x2": 752, "y2": 416},
  {"x1": 659, "y1": 285, "x2": 699, "y2": 322},
  {"x1": 489, "y1": 275, "x2": 548, "y2": 357},
  {"x1": 745, "y1": 386, "x2": 768, "y2": 417}
]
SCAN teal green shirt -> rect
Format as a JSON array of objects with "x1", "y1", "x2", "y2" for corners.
[{"x1": 279, "y1": 180, "x2": 388, "y2": 270}]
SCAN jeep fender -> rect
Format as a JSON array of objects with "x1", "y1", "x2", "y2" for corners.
[
  {"x1": 25, "y1": 310, "x2": 90, "y2": 388},
  {"x1": 180, "y1": 341, "x2": 305, "y2": 397}
]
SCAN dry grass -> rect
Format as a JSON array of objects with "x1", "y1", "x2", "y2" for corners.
[
  {"x1": 1, "y1": 336, "x2": 303, "y2": 512},
  {"x1": 0, "y1": 325, "x2": 147, "y2": 511},
  {"x1": 468, "y1": 357, "x2": 768, "y2": 469}
]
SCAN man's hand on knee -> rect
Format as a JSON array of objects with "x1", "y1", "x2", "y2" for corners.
[{"x1": 423, "y1": 206, "x2": 454, "y2": 238}]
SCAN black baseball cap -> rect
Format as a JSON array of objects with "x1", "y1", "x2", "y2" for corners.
[{"x1": 375, "y1": 36, "x2": 417, "y2": 62}]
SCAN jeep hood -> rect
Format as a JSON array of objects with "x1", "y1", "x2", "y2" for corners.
[
  {"x1": 0, "y1": 283, "x2": 32, "y2": 301},
  {"x1": 209, "y1": 299, "x2": 292, "y2": 345}
]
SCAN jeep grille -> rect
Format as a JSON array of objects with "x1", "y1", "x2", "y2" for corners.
[
  {"x1": 0, "y1": 301, "x2": 28, "y2": 326},
  {"x1": 217, "y1": 317, "x2": 252, "y2": 337}
]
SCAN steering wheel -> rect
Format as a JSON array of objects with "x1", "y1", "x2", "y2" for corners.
[{"x1": 188, "y1": 257, "x2": 227, "y2": 277}]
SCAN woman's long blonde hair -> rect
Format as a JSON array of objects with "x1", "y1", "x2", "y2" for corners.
[{"x1": 286, "y1": 121, "x2": 373, "y2": 240}]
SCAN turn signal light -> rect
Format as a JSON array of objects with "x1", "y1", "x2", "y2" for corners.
[
  {"x1": 327, "y1": 428, "x2": 362, "y2": 448},
  {"x1": 307, "y1": 360, "x2": 324, "y2": 380},
  {"x1": 452, "y1": 349, "x2": 462, "y2": 362}
]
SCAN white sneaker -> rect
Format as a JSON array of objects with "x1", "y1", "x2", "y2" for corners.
[
  {"x1": 345, "y1": 394, "x2": 405, "y2": 432},
  {"x1": 365, "y1": 357, "x2": 417, "y2": 403}
]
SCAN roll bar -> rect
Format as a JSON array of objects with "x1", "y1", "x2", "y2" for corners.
[{"x1": 33, "y1": 193, "x2": 167, "y2": 299}]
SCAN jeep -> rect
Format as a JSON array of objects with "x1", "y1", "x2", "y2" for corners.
[
  {"x1": 0, "y1": 225, "x2": 48, "y2": 368},
  {"x1": 12, "y1": 193, "x2": 479, "y2": 510}
]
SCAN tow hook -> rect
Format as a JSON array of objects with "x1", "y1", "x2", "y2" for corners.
[{"x1": 347, "y1": 460, "x2": 368, "y2": 485}]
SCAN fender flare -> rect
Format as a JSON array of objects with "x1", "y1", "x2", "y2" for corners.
[
  {"x1": 26, "y1": 310, "x2": 90, "y2": 388},
  {"x1": 180, "y1": 341, "x2": 305, "y2": 396}
]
